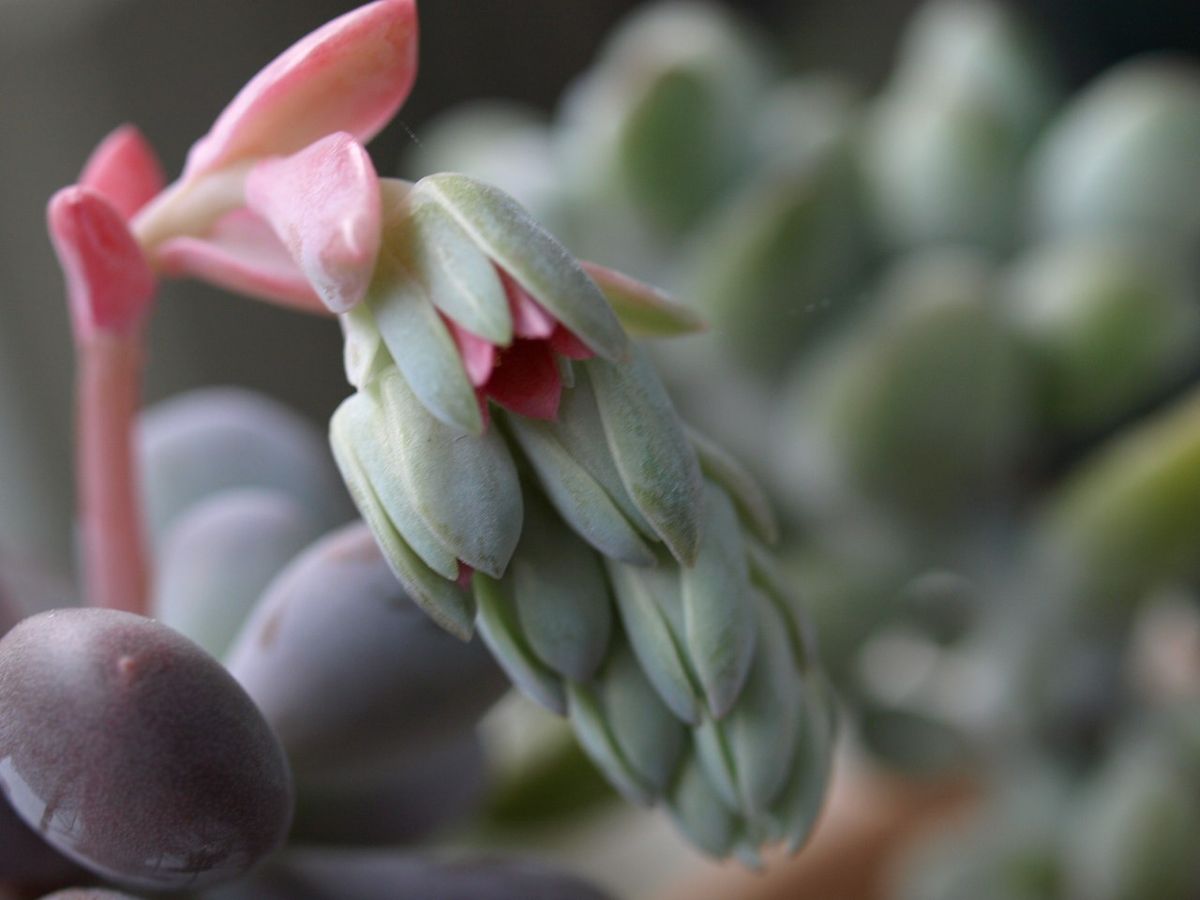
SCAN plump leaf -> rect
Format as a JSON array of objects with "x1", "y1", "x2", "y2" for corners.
[
  {"x1": 686, "y1": 425, "x2": 778, "y2": 544},
  {"x1": 566, "y1": 681, "x2": 655, "y2": 805},
  {"x1": 580, "y1": 260, "x2": 705, "y2": 337},
  {"x1": 666, "y1": 753, "x2": 738, "y2": 858}
]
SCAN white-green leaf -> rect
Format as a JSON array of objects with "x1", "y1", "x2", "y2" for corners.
[
  {"x1": 666, "y1": 753, "x2": 737, "y2": 858},
  {"x1": 370, "y1": 186, "x2": 482, "y2": 435},
  {"x1": 336, "y1": 389, "x2": 459, "y2": 579},
  {"x1": 409, "y1": 197, "x2": 513, "y2": 345},
  {"x1": 378, "y1": 369, "x2": 522, "y2": 578},
  {"x1": 693, "y1": 716, "x2": 741, "y2": 813},
  {"x1": 681, "y1": 483, "x2": 758, "y2": 719},
  {"x1": 505, "y1": 413, "x2": 655, "y2": 565},
  {"x1": 581, "y1": 260, "x2": 706, "y2": 338},
  {"x1": 473, "y1": 573, "x2": 566, "y2": 714},
  {"x1": 330, "y1": 400, "x2": 475, "y2": 640},
  {"x1": 597, "y1": 640, "x2": 687, "y2": 795},
  {"x1": 510, "y1": 494, "x2": 613, "y2": 681},
  {"x1": 566, "y1": 681, "x2": 654, "y2": 805},
  {"x1": 687, "y1": 425, "x2": 779, "y2": 544},
  {"x1": 606, "y1": 558, "x2": 702, "y2": 725},
  {"x1": 587, "y1": 350, "x2": 704, "y2": 564},
  {"x1": 340, "y1": 304, "x2": 392, "y2": 390},
  {"x1": 414, "y1": 173, "x2": 628, "y2": 360}
]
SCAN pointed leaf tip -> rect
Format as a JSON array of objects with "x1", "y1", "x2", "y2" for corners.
[
  {"x1": 80, "y1": 124, "x2": 166, "y2": 220},
  {"x1": 184, "y1": 0, "x2": 418, "y2": 180},
  {"x1": 48, "y1": 186, "x2": 156, "y2": 340},
  {"x1": 580, "y1": 261, "x2": 706, "y2": 338},
  {"x1": 246, "y1": 132, "x2": 382, "y2": 313}
]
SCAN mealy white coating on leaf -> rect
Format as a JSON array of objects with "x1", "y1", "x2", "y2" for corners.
[
  {"x1": 407, "y1": 196, "x2": 513, "y2": 344},
  {"x1": 680, "y1": 483, "x2": 758, "y2": 719},
  {"x1": 377, "y1": 369, "x2": 522, "y2": 578},
  {"x1": 414, "y1": 173, "x2": 628, "y2": 360},
  {"x1": 472, "y1": 573, "x2": 567, "y2": 715},
  {"x1": 586, "y1": 350, "x2": 704, "y2": 565},
  {"x1": 329, "y1": 400, "x2": 475, "y2": 640},
  {"x1": 504, "y1": 414, "x2": 656, "y2": 565}
]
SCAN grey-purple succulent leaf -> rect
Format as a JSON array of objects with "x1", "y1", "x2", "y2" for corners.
[
  {"x1": 589, "y1": 639, "x2": 687, "y2": 796},
  {"x1": 503, "y1": 414, "x2": 656, "y2": 565},
  {"x1": 666, "y1": 752, "x2": 738, "y2": 858},
  {"x1": 407, "y1": 197, "x2": 513, "y2": 345},
  {"x1": 224, "y1": 522, "x2": 506, "y2": 775},
  {"x1": 333, "y1": 390, "x2": 459, "y2": 579},
  {"x1": 553, "y1": 367, "x2": 657, "y2": 539},
  {"x1": 0, "y1": 609, "x2": 293, "y2": 891},
  {"x1": 685, "y1": 425, "x2": 779, "y2": 545},
  {"x1": 330, "y1": 399, "x2": 477, "y2": 640},
  {"x1": 289, "y1": 732, "x2": 488, "y2": 847},
  {"x1": 586, "y1": 349, "x2": 704, "y2": 565},
  {"x1": 412, "y1": 173, "x2": 628, "y2": 361},
  {"x1": 472, "y1": 573, "x2": 567, "y2": 715},
  {"x1": 202, "y1": 850, "x2": 614, "y2": 900},
  {"x1": 680, "y1": 483, "x2": 758, "y2": 719},
  {"x1": 376, "y1": 367, "x2": 523, "y2": 579},
  {"x1": 153, "y1": 488, "x2": 322, "y2": 658},
  {"x1": 37, "y1": 890, "x2": 146, "y2": 899},
  {"x1": 138, "y1": 387, "x2": 353, "y2": 547},
  {"x1": 0, "y1": 791, "x2": 83, "y2": 887},
  {"x1": 509, "y1": 492, "x2": 613, "y2": 681},
  {"x1": 768, "y1": 672, "x2": 838, "y2": 854},
  {"x1": 605, "y1": 556, "x2": 703, "y2": 725},
  {"x1": 367, "y1": 185, "x2": 483, "y2": 435}
]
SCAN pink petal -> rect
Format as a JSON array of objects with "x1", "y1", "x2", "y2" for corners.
[
  {"x1": 244, "y1": 133, "x2": 381, "y2": 313},
  {"x1": 499, "y1": 268, "x2": 556, "y2": 339},
  {"x1": 156, "y1": 208, "x2": 327, "y2": 314},
  {"x1": 47, "y1": 186, "x2": 157, "y2": 340},
  {"x1": 550, "y1": 324, "x2": 595, "y2": 360},
  {"x1": 183, "y1": 0, "x2": 418, "y2": 181},
  {"x1": 445, "y1": 318, "x2": 497, "y2": 387},
  {"x1": 485, "y1": 339, "x2": 563, "y2": 421},
  {"x1": 79, "y1": 125, "x2": 166, "y2": 220}
]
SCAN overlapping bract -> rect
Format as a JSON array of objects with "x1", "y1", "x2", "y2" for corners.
[{"x1": 328, "y1": 174, "x2": 834, "y2": 859}]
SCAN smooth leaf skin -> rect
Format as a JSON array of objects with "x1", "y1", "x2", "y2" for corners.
[
  {"x1": 503, "y1": 413, "x2": 655, "y2": 565},
  {"x1": 408, "y1": 199, "x2": 512, "y2": 345},
  {"x1": 245, "y1": 133, "x2": 382, "y2": 314},
  {"x1": 334, "y1": 390, "x2": 459, "y2": 580},
  {"x1": 0, "y1": 609, "x2": 293, "y2": 891},
  {"x1": 47, "y1": 187, "x2": 156, "y2": 341},
  {"x1": 686, "y1": 426, "x2": 778, "y2": 545},
  {"x1": 181, "y1": 0, "x2": 418, "y2": 181},
  {"x1": 369, "y1": 185, "x2": 484, "y2": 435},
  {"x1": 473, "y1": 573, "x2": 567, "y2": 716},
  {"x1": 225, "y1": 522, "x2": 506, "y2": 774},
  {"x1": 587, "y1": 349, "x2": 704, "y2": 565},
  {"x1": 413, "y1": 174, "x2": 628, "y2": 361},
  {"x1": 79, "y1": 124, "x2": 165, "y2": 221},
  {"x1": 579, "y1": 261, "x2": 704, "y2": 338},
  {"x1": 666, "y1": 753, "x2": 738, "y2": 858},
  {"x1": 153, "y1": 488, "x2": 321, "y2": 659},
  {"x1": 156, "y1": 208, "x2": 326, "y2": 313},
  {"x1": 203, "y1": 851, "x2": 613, "y2": 900},
  {"x1": 681, "y1": 484, "x2": 758, "y2": 719},
  {"x1": 289, "y1": 734, "x2": 487, "y2": 847},
  {"x1": 509, "y1": 493, "x2": 613, "y2": 681},
  {"x1": 376, "y1": 368, "x2": 522, "y2": 578},
  {"x1": 329, "y1": 405, "x2": 477, "y2": 639},
  {"x1": 593, "y1": 640, "x2": 687, "y2": 796},
  {"x1": 138, "y1": 387, "x2": 353, "y2": 548},
  {"x1": 566, "y1": 681, "x2": 655, "y2": 805},
  {"x1": 606, "y1": 558, "x2": 703, "y2": 725}
]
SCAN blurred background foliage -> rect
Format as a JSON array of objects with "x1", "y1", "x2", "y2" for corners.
[{"x1": 3, "y1": 0, "x2": 1200, "y2": 897}]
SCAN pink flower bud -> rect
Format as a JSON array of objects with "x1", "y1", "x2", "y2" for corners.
[
  {"x1": 47, "y1": 187, "x2": 157, "y2": 341},
  {"x1": 79, "y1": 125, "x2": 166, "y2": 221},
  {"x1": 183, "y1": 0, "x2": 418, "y2": 182},
  {"x1": 245, "y1": 133, "x2": 382, "y2": 313}
]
